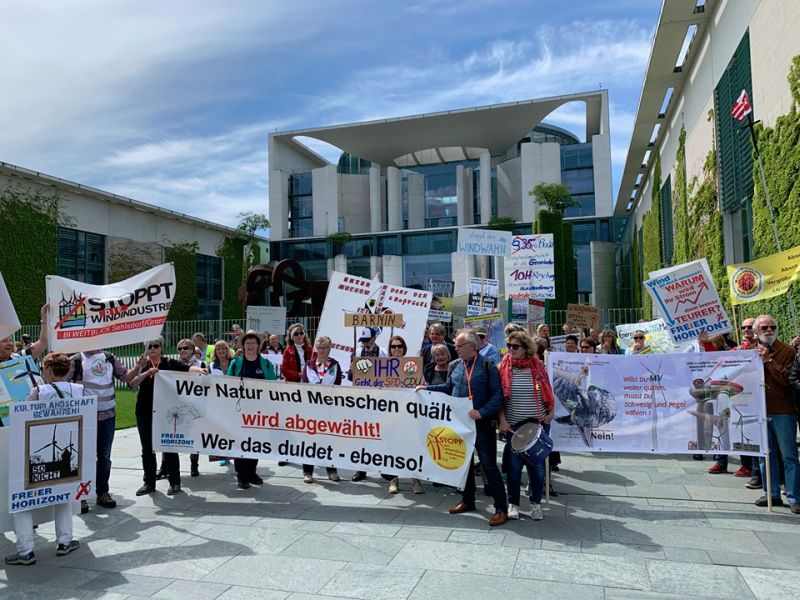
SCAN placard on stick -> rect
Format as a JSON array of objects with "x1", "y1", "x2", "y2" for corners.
[
  {"x1": 351, "y1": 356, "x2": 424, "y2": 388},
  {"x1": 566, "y1": 303, "x2": 601, "y2": 332},
  {"x1": 344, "y1": 313, "x2": 404, "y2": 328}
]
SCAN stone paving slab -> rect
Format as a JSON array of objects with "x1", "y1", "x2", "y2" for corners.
[{"x1": 1, "y1": 427, "x2": 799, "y2": 600}]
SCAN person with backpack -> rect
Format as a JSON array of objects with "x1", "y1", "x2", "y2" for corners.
[
  {"x1": 66, "y1": 348, "x2": 138, "y2": 512},
  {"x1": 418, "y1": 330, "x2": 508, "y2": 526},
  {"x1": 227, "y1": 330, "x2": 277, "y2": 489}
]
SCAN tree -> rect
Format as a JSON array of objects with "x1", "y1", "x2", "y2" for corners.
[
  {"x1": 529, "y1": 182, "x2": 580, "y2": 214},
  {"x1": 235, "y1": 211, "x2": 270, "y2": 271}
]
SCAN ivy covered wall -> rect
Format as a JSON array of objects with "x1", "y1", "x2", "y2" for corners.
[
  {"x1": 534, "y1": 209, "x2": 575, "y2": 312},
  {"x1": 164, "y1": 241, "x2": 199, "y2": 321},
  {"x1": 640, "y1": 155, "x2": 663, "y2": 317},
  {"x1": 0, "y1": 187, "x2": 65, "y2": 324},
  {"x1": 217, "y1": 236, "x2": 246, "y2": 320}
]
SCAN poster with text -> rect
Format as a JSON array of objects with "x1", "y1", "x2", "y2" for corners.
[
  {"x1": 466, "y1": 277, "x2": 499, "y2": 316},
  {"x1": 352, "y1": 357, "x2": 424, "y2": 389},
  {"x1": 153, "y1": 371, "x2": 475, "y2": 487},
  {"x1": 456, "y1": 228, "x2": 511, "y2": 256},
  {"x1": 9, "y1": 395, "x2": 97, "y2": 513},
  {"x1": 644, "y1": 260, "x2": 731, "y2": 343},
  {"x1": 547, "y1": 351, "x2": 766, "y2": 455},
  {"x1": 504, "y1": 234, "x2": 555, "y2": 299},
  {"x1": 246, "y1": 306, "x2": 287, "y2": 336},
  {"x1": 566, "y1": 304, "x2": 601, "y2": 332},
  {"x1": 0, "y1": 272, "x2": 20, "y2": 339},
  {"x1": 46, "y1": 263, "x2": 175, "y2": 354}
]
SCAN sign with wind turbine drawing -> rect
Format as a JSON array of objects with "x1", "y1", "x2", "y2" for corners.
[{"x1": 644, "y1": 259, "x2": 731, "y2": 343}]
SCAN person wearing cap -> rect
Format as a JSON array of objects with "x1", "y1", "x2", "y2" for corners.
[
  {"x1": 474, "y1": 326, "x2": 500, "y2": 365},
  {"x1": 227, "y1": 330, "x2": 277, "y2": 489},
  {"x1": 357, "y1": 326, "x2": 386, "y2": 358}
]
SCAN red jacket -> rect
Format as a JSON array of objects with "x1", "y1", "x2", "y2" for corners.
[{"x1": 282, "y1": 344, "x2": 313, "y2": 382}]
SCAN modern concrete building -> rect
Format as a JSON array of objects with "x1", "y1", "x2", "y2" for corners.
[
  {"x1": 616, "y1": 0, "x2": 800, "y2": 305},
  {"x1": 0, "y1": 161, "x2": 267, "y2": 320},
  {"x1": 268, "y1": 90, "x2": 619, "y2": 310}
]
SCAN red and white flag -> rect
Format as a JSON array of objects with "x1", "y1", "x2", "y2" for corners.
[{"x1": 731, "y1": 89, "x2": 752, "y2": 121}]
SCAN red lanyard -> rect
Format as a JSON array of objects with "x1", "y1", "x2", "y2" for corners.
[{"x1": 464, "y1": 357, "x2": 478, "y2": 401}]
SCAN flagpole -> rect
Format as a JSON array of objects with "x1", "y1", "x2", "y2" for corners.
[{"x1": 744, "y1": 112, "x2": 799, "y2": 334}]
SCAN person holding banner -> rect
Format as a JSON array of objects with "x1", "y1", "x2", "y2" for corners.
[
  {"x1": 209, "y1": 340, "x2": 233, "y2": 376},
  {"x1": 0, "y1": 304, "x2": 49, "y2": 366},
  {"x1": 498, "y1": 330, "x2": 555, "y2": 521},
  {"x1": 423, "y1": 344, "x2": 452, "y2": 386},
  {"x1": 754, "y1": 315, "x2": 798, "y2": 511},
  {"x1": 735, "y1": 318, "x2": 761, "y2": 483},
  {"x1": 421, "y1": 323, "x2": 456, "y2": 367},
  {"x1": 176, "y1": 339, "x2": 205, "y2": 477},
  {"x1": 282, "y1": 324, "x2": 312, "y2": 384},
  {"x1": 227, "y1": 330, "x2": 277, "y2": 489},
  {"x1": 580, "y1": 338, "x2": 598, "y2": 354},
  {"x1": 422, "y1": 330, "x2": 508, "y2": 526},
  {"x1": 6, "y1": 353, "x2": 81, "y2": 565},
  {"x1": 130, "y1": 337, "x2": 206, "y2": 497},
  {"x1": 629, "y1": 330, "x2": 648, "y2": 354},
  {"x1": 299, "y1": 336, "x2": 341, "y2": 483},
  {"x1": 599, "y1": 329, "x2": 622, "y2": 355}
]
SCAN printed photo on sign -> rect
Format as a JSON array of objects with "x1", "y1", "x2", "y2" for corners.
[
  {"x1": 0, "y1": 356, "x2": 43, "y2": 426},
  {"x1": 26, "y1": 417, "x2": 82, "y2": 488}
]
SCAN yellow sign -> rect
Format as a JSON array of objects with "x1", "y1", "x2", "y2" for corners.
[
  {"x1": 425, "y1": 426, "x2": 467, "y2": 470},
  {"x1": 727, "y1": 246, "x2": 800, "y2": 305},
  {"x1": 344, "y1": 313, "x2": 404, "y2": 327}
]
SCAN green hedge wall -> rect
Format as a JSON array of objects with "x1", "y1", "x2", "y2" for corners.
[
  {"x1": 672, "y1": 127, "x2": 691, "y2": 266},
  {"x1": 631, "y1": 227, "x2": 642, "y2": 309},
  {"x1": 640, "y1": 155, "x2": 663, "y2": 317},
  {"x1": 164, "y1": 241, "x2": 198, "y2": 321},
  {"x1": 534, "y1": 209, "x2": 575, "y2": 311},
  {"x1": 217, "y1": 236, "x2": 246, "y2": 319},
  {"x1": 0, "y1": 187, "x2": 63, "y2": 324}
]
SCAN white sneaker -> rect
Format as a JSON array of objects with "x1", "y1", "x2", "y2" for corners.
[
  {"x1": 508, "y1": 504, "x2": 520, "y2": 520},
  {"x1": 411, "y1": 478, "x2": 424, "y2": 494},
  {"x1": 389, "y1": 478, "x2": 399, "y2": 494},
  {"x1": 530, "y1": 502, "x2": 544, "y2": 521}
]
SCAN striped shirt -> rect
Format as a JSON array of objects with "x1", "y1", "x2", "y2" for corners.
[{"x1": 505, "y1": 367, "x2": 547, "y2": 425}]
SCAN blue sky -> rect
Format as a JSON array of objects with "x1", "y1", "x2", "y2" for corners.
[{"x1": 0, "y1": 0, "x2": 661, "y2": 231}]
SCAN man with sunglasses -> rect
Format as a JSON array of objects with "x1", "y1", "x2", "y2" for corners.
[
  {"x1": 175, "y1": 339, "x2": 205, "y2": 477},
  {"x1": 734, "y1": 318, "x2": 761, "y2": 483},
  {"x1": 753, "y1": 315, "x2": 798, "y2": 512}
]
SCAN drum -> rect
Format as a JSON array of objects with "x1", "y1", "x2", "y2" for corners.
[{"x1": 511, "y1": 422, "x2": 553, "y2": 466}]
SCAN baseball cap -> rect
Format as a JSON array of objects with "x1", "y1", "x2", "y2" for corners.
[{"x1": 358, "y1": 327, "x2": 379, "y2": 342}]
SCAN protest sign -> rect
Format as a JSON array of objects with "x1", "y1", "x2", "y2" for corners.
[
  {"x1": 504, "y1": 234, "x2": 555, "y2": 299},
  {"x1": 566, "y1": 303, "x2": 601, "y2": 332},
  {"x1": 246, "y1": 306, "x2": 287, "y2": 335},
  {"x1": 548, "y1": 334, "x2": 569, "y2": 352},
  {"x1": 428, "y1": 310, "x2": 452, "y2": 323},
  {"x1": 344, "y1": 313, "x2": 404, "y2": 328},
  {"x1": 616, "y1": 319, "x2": 697, "y2": 354},
  {"x1": 46, "y1": 263, "x2": 175, "y2": 354},
  {"x1": 727, "y1": 245, "x2": 800, "y2": 305},
  {"x1": 467, "y1": 277, "x2": 498, "y2": 316},
  {"x1": 317, "y1": 272, "x2": 432, "y2": 372},
  {"x1": 463, "y1": 312, "x2": 506, "y2": 353},
  {"x1": 644, "y1": 260, "x2": 731, "y2": 343},
  {"x1": 351, "y1": 357, "x2": 424, "y2": 388},
  {"x1": 426, "y1": 279, "x2": 454, "y2": 297},
  {"x1": 456, "y1": 228, "x2": 511, "y2": 256},
  {"x1": 153, "y1": 371, "x2": 475, "y2": 487},
  {"x1": 547, "y1": 351, "x2": 766, "y2": 455},
  {"x1": 0, "y1": 272, "x2": 21, "y2": 339},
  {"x1": 9, "y1": 395, "x2": 97, "y2": 513},
  {"x1": 0, "y1": 356, "x2": 43, "y2": 426},
  {"x1": 527, "y1": 299, "x2": 545, "y2": 329}
]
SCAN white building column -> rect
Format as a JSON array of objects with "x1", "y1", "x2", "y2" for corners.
[
  {"x1": 387, "y1": 166, "x2": 402, "y2": 231},
  {"x1": 407, "y1": 172, "x2": 425, "y2": 229},
  {"x1": 479, "y1": 152, "x2": 492, "y2": 224},
  {"x1": 382, "y1": 255, "x2": 403, "y2": 286},
  {"x1": 369, "y1": 165, "x2": 383, "y2": 232},
  {"x1": 312, "y1": 165, "x2": 339, "y2": 236},
  {"x1": 268, "y1": 170, "x2": 289, "y2": 241},
  {"x1": 456, "y1": 165, "x2": 471, "y2": 226},
  {"x1": 452, "y1": 252, "x2": 477, "y2": 297},
  {"x1": 520, "y1": 141, "x2": 560, "y2": 223}
]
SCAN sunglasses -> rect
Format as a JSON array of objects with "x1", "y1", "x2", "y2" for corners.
[
  {"x1": 178, "y1": 346, "x2": 193, "y2": 351},
  {"x1": 390, "y1": 344, "x2": 404, "y2": 349},
  {"x1": 477, "y1": 333, "x2": 486, "y2": 339},
  {"x1": 759, "y1": 325, "x2": 777, "y2": 331},
  {"x1": 292, "y1": 330, "x2": 305, "y2": 336},
  {"x1": 148, "y1": 344, "x2": 161, "y2": 349},
  {"x1": 507, "y1": 343, "x2": 522, "y2": 350},
  {"x1": 633, "y1": 336, "x2": 644, "y2": 340},
  {"x1": 580, "y1": 345, "x2": 592, "y2": 349},
  {"x1": 741, "y1": 325, "x2": 753, "y2": 330}
]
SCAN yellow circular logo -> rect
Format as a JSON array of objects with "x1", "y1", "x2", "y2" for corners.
[
  {"x1": 731, "y1": 266, "x2": 764, "y2": 300},
  {"x1": 426, "y1": 427, "x2": 467, "y2": 470}
]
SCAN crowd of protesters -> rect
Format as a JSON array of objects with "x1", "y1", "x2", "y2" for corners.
[{"x1": 2, "y1": 306, "x2": 800, "y2": 566}]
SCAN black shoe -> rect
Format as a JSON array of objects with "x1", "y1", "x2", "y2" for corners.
[
  {"x1": 155, "y1": 468, "x2": 168, "y2": 481},
  {"x1": 278, "y1": 461, "x2": 288, "y2": 466},
  {"x1": 237, "y1": 479, "x2": 251, "y2": 489},
  {"x1": 248, "y1": 474, "x2": 263, "y2": 485},
  {"x1": 351, "y1": 471, "x2": 366, "y2": 482},
  {"x1": 167, "y1": 484, "x2": 181, "y2": 496},
  {"x1": 96, "y1": 493, "x2": 117, "y2": 509},
  {"x1": 790, "y1": 504, "x2": 800, "y2": 514},
  {"x1": 692, "y1": 454, "x2": 704, "y2": 461},
  {"x1": 549, "y1": 485, "x2": 559, "y2": 497},
  {"x1": 745, "y1": 477, "x2": 763, "y2": 490},
  {"x1": 754, "y1": 495, "x2": 783, "y2": 507},
  {"x1": 56, "y1": 540, "x2": 80, "y2": 556},
  {"x1": 191, "y1": 465, "x2": 199, "y2": 477},
  {"x1": 135, "y1": 484, "x2": 155, "y2": 496},
  {"x1": 550, "y1": 465, "x2": 560, "y2": 472},
  {"x1": 5, "y1": 551, "x2": 36, "y2": 565},
  {"x1": 80, "y1": 500, "x2": 89, "y2": 514}
]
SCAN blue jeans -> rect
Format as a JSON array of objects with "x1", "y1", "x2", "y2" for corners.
[
  {"x1": 505, "y1": 422, "x2": 548, "y2": 505},
  {"x1": 96, "y1": 416, "x2": 116, "y2": 497},
  {"x1": 759, "y1": 414, "x2": 799, "y2": 504},
  {"x1": 462, "y1": 424, "x2": 508, "y2": 512}
]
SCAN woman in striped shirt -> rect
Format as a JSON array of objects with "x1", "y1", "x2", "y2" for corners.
[{"x1": 497, "y1": 330, "x2": 555, "y2": 521}]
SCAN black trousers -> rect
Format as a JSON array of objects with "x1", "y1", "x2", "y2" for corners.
[
  {"x1": 462, "y1": 424, "x2": 508, "y2": 512},
  {"x1": 234, "y1": 458, "x2": 258, "y2": 481},
  {"x1": 136, "y1": 412, "x2": 180, "y2": 486}
]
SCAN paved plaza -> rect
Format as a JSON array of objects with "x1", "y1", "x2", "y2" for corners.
[{"x1": 2, "y1": 428, "x2": 800, "y2": 599}]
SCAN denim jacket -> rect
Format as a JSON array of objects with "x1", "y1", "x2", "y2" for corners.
[{"x1": 427, "y1": 353, "x2": 503, "y2": 420}]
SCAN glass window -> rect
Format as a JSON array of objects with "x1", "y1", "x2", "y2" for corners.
[
  {"x1": 660, "y1": 175, "x2": 673, "y2": 265},
  {"x1": 288, "y1": 172, "x2": 313, "y2": 238},
  {"x1": 402, "y1": 231, "x2": 455, "y2": 255},
  {"x1": 196, "y1": 254, "x2": 222, "y2": 320},
  {"x1": 343, "y1": 238, "x2": 372, "y2": 258},
  {"x1": 378, "y1": 235, "x2": 400, "y2": 256},
  {"x1": 575, "y1": 245, "x2": 592, "y2": 293},
  {"x1": 57, "y1": 227, "x2": 105, "y2": 284},
  {"x1": 563, "y1": 194, "x2": 596, "y2": 218},
  {"x1": 348, "y1": 257, "x2": 371, "y2": 279},
  {"x1": 572, "y1": 222, "x2": 598, "y2": 245},
  {"x1": 403, "y1": 254, "x2": 452, "y2": 289}
]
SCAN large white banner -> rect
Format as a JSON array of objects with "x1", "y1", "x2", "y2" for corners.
[
  {"x1": 0, "y1": 272, "x2": 21, "y2": 339},
  {"x1": 547, "y1": 351, "x2": 767, "y2": 455},
  {"x1": 153, "y1": 372, "x2": 475, "y2": 487},
  {"x1": 46, "y1": 263, "x2": 176, "y2": 353},
  {"x1": 616, "y1": 319, "x2": 698, "y2": 354},
  {"x1": 504, "y1": 234, "x2": 555, "y2": 299},
  {"x1": 456, "y1": 228, "x2": 511, "y2": 256},
  {"x1": 246, "y1": 306, "x2": 287, "y2": 336},
  {"x1": 9, "y1": 395, "x2": 97, "y2": 513},
  {"x1": 644, "y1": 259, "x2": 731, "y2": 343},
  {"x1": 317, "y1": 272, "x2": 432, "y2": 373}
]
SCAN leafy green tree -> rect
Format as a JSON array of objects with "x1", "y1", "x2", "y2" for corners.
[
  {"x1": 235, "y1": 211, "x2": 270, "y2": 271},
  {"x1": 529, "y1": 183, "x2": 580, "y2": 214}
]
